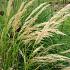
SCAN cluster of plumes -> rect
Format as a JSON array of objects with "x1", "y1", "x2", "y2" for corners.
[
  {"x1": 6, "y1": 0, "x2": 70, "y2": 44},
  {"x1": 6, "y1": 0, "x2": 70, "y2": 66},
  {"x1": 18, "y1": 3, "x2": 70, "y2": 44},
  {"x1": 18, "y1": 3, "x2": 70, "y2": 66},
  {"x1": 16, "y1": 1, "x2": 70, "y2": 64},
  {"x1": 29, "y1": 43, "x2": 70, "y2": 63}
]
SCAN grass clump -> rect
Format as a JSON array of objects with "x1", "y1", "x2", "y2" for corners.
[{"x1": 0, "y1": 0, "x2": 70, "y2": 70}]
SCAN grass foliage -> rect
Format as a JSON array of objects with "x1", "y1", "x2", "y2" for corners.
[{"x1": 0, "y1": 0, "x2": 70, "y2": 70}]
